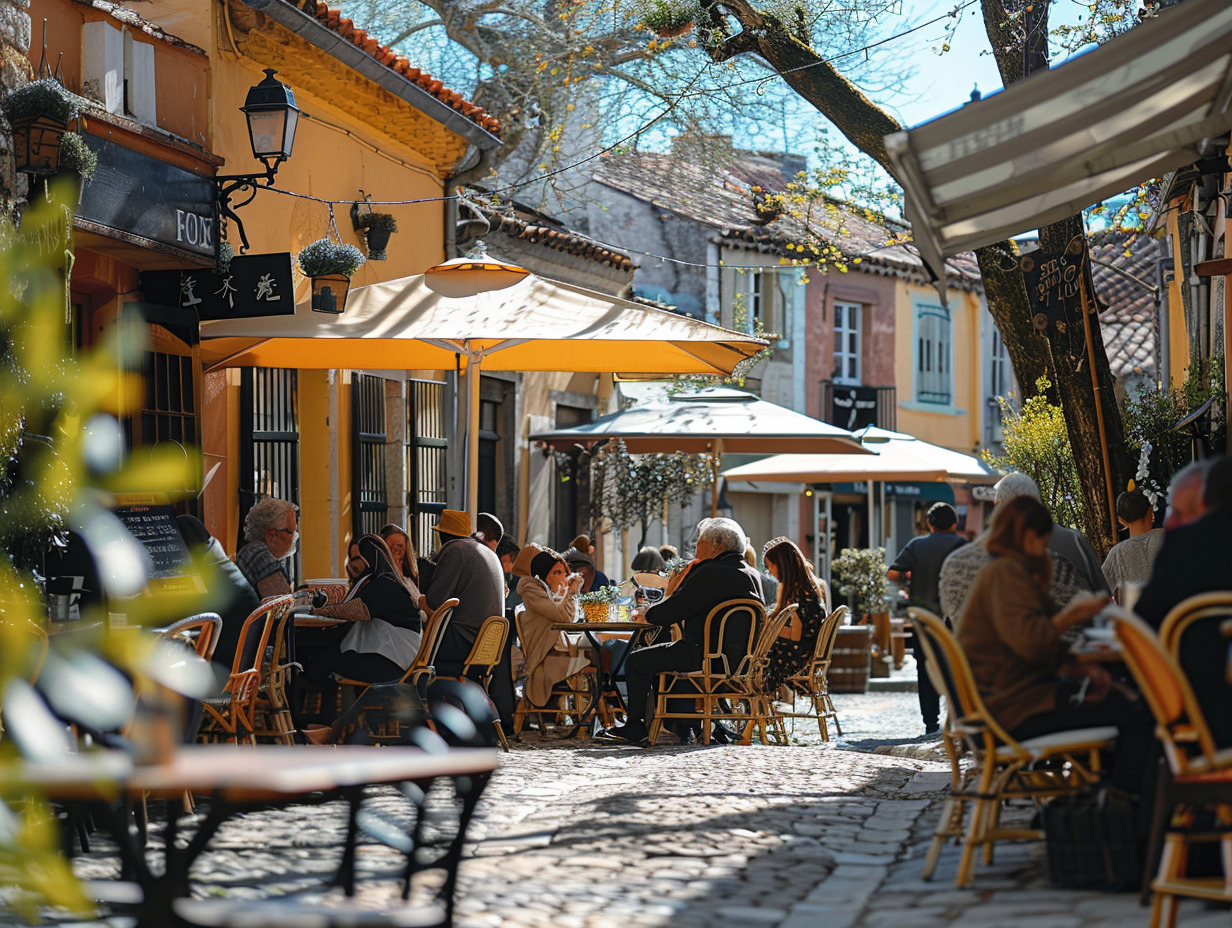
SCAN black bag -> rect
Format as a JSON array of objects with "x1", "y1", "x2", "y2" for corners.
[{"x1": 1042, "y1": 787, "x2": 1141, "y2": 891}]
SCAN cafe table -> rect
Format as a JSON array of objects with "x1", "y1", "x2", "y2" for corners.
[
  {"x1": 551, "y1": 621, "x2": 659, "y2": 735},
  {"x1": 0, "y1": 744, "x2": 498, "y2": 927}
]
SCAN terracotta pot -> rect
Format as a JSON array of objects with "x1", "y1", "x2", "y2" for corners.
[
  {"x1": 311, "y1": 273, "x2": 350, "y2": 314},
  {"x1": 654, "y1": 20, "x2": 693, "y2": 37}
]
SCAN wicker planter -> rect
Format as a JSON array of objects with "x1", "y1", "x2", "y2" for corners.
[
  {"x1": 310, "y1": 273, "x2": 350, "y2": 315},
  {"x1": 581, "y1": 602, "x2": 611, "y2": 623}
]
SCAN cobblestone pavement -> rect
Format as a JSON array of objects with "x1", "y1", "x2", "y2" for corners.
[{"x1": 3, "y1": 690, "x2": 1224, "y2": 927}]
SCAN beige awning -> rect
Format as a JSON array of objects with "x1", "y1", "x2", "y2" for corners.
[{"x1": 885, "y1": 0, "x2": 1232, "y2": 283}]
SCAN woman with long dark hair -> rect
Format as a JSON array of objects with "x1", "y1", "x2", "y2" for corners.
[
  {"x1": 957, "y1": 496, "x2": 1154, "y2": 797},
  {"x1": 516, "y1": 547, "x2": 588, "y2": 707},
  {"x1": 307, "y1": 533, "x2": 423, "y2": 684},
  {"x1": 379, "y1": 523, "x2": 421, "y2": 587},
  {"x1": 763, "y1": 537, "x2": 828, "y2": 693}
]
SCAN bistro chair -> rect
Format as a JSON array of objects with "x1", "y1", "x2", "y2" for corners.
[
  {"x1": 434, "y1": 614, "x2": 511, "y2": 750},
  {"x1": 511, "y1": 608, "x2": 601, "y2": 739},
  {"x1": 1159, "y1": 591, "x2": 1232, "y2": 751},
  {"x1": 777, "y1": 605, "x2": 848, "y2": 742},
  {"x1": 909, "y1": 607, "x2": 1115, "y2": 887},
  {"x1": 197, "y1": 595, "x2": 292, "y2": 746},
  {"x1": 157, "y1": 613, "x2": 222, "y2": 663},
  {"x1": 1111, "y1": 607, "x2": 1232, "y2": 927},
  {"x1": 645, "y1": 597, "x2": 769, "y2": 747},
  {"x1": 252, "y1": 603, "x2": 299, "y2": 745}
]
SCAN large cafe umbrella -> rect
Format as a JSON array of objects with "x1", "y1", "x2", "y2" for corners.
[
  {"x1": 198, "y1": 266, "x2": 767, "y2": 521},
  {"x1": 530, "y1": 387, "x2": 869, "y2": 517}
]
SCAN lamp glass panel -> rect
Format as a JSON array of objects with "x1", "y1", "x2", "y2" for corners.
[{"x1": 247, "y1": 110, "x2": 290, "y2": 160}]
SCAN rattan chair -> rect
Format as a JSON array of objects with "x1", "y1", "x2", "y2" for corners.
[
  {"x1": 435, "y1": 614, "x2": 510, "y2": 749},
  {"x1": 776, "y1": 605, "x2": 848, "y2": 742},
  {"x1": 909, "y1": 607, "x2": 1115, "y2": 887},
  {"x1": 645, "y1": 597, "x2": 771, "y2": 746},
  {"x1": 511, "y1": 609, "x2": 600, "y2": 738},
  {"x1": 158, "y1": 613, "x2": 222, "y2": 663},
  {"x1": 198, "y1": 596, "x2": 293, "y2": 745},
  {"x1": 252, "y1": 603, "x2": 300, "y2": 744},
  {"x1": 1111, "y1": 607, "x2": 1232, "y2": 927}
]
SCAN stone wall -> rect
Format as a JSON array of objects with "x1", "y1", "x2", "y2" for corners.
[{"x1": 0, "y1": 0, "x2": 30, "y2": 207}]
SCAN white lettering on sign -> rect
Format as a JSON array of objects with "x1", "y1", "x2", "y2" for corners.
[{"x1": 175, "y1": 209, "x2": 214, "y2": 248}]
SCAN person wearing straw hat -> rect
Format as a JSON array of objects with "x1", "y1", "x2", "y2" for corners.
[{"x1": 425, "y1": 509, "x2": 510, "y2": 722}]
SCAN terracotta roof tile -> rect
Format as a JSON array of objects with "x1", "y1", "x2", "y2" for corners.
[
  {"x1": 593, "y1": 149, "x2": 981, "y2": 290},
  {"x1": 484, "y1": 208, "x2": 635, "y2": 272},
  {"x1": 1090, "y1": 228, "x2": 1162, "y2": 380},
  {"x1": 292, "y1": 0, "x2": 501, "y2": 136}
]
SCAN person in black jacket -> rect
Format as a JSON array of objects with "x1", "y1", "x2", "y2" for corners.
[{"x1": 597, "y1": 517, "x2": 763, "y2": 745}]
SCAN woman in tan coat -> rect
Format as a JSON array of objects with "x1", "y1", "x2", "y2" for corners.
[{"x1": 516, "y1": 548, "x2": 589, "y2": 707}]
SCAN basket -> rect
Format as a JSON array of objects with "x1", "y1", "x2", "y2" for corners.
[{"x1": 582, "y1": 602, "x2": 610, "y2": 623}]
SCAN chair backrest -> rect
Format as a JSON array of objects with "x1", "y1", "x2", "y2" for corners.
[
  {"x1": 231, "y1": 595, "x2": 293, "y2": 677},
  {"x1": 740, "y1": 607, "x2": 791, "y2": 682},
  {"x1": 1159, "y1": 590, "x2": 1232, "y2": 655},
  {"x1": 159, "y1": 613, "x2": 223, "y2": 662},
  {"x1": 812, "y1": 605, "x2": 849, "y2": 671},
  {"x1": 908, "y1": 607, "x2": 1019, "y2": 752},
  {"x1": 401, "y1": 597, "x2": 459, "y2": 682},
  {"x1": 632, "y1": 571, "x2": 668, "y2": 589},
  {"x1": 700, "y1": 598, "x2": 764, "y2": 677},
  {"x1": 462, "y1": 616, "x2": 509, "y2": 675},
  {"x1": 1111, "y1": 607, "x2": 1220, "y2": 773}
]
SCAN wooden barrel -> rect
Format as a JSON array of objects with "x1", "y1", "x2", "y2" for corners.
[{"x1": 830, "y1": 625, "x2": 873, "y2": 693}]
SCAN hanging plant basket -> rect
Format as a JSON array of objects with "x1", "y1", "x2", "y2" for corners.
[
  {"x1": 3, "y1": 79, "x2": 78, "y2": 176},
  {"x1": 297, "y1": 238, "x2": 365, "y2": 315},
  {"x1": 362, "y1": 226, "x2": 394, "y2": 261},
  {"x1": 351, "y1": 205, "x2": 399, "y2": 261},
  {"x1": 639, "y1": 0, "x2": 697, "y2": 38}
]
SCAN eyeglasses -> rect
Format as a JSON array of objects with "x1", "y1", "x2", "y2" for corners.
[{"x1": 275, "y1": 527, "x2": 296, "y2": 536}]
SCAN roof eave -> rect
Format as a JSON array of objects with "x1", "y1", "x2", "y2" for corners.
[{"x1": 241, "y1": 0, "x2": 501, "y2": 151}]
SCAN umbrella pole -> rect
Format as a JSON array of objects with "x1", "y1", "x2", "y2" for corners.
[
  {"x1": 467, "y1": 352, "x2": 481, "y2": 527},
  {"x1": 711, "y1": 453, "x2": 719, "y2": 519}
]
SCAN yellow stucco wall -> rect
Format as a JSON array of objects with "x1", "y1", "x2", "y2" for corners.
[
  {"x1": 202, "y1": 15, "x2": 477, "y2": 568},
  {"x1": 894, "y1": 284, "x2": 983, "y2": 453},
  {"x1": 1164, "y1": 207, "x2": 1193, "y2": 388}
]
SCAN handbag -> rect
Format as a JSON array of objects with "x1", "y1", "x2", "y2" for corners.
[{"x1": 1042, "y1": 786, "x2": 1141, "y2": 891}]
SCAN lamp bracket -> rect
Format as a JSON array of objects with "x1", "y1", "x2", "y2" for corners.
[{"x1": 214, "y1": 159, "x2": 280, "y2": 253}]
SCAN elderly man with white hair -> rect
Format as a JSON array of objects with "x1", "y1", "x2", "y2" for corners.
[
  {"x1": 598, "y1": 517, "x2": 764, "y2": 745},
  {"x1": 236, "y1": 497, "x2": 299, "y2": 599}
]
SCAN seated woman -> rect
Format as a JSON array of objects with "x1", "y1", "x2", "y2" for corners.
[
  {"x1": 380, "y1": 523, "x2": 422, "y2": 590},
  {"x1": 517, "y1": 547, "x2": 589, "y2": 707},
  {"x1": 305, "y1": 534, "x2": 423, "y2": 685},
  {"x1": 762, "y1": 537, "x2": 828, "y2": 694},
  {"x1": 957, "y1": 496, "x2": 1152, "y2": 796}
]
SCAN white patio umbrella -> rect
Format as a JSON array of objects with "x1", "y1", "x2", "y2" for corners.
[
  {"x1": 531, "y1": 387, "x2": 869, "y2": 517},
  {"x1": 199, "y1": 269, "x2": 767, "y2": 522}
]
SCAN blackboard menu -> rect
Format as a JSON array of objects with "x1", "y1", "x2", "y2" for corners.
[
  {"x1": 113, "y1": 504, "x2": 191, "y2": 579},
  {"x1": 1019, "y1": 246, "x2": 1084, "y2": 333}
]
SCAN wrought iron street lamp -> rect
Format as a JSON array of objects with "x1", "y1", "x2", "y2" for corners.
[{"x1": 216, "y1": 69, "x2": 300, "y2": 253}]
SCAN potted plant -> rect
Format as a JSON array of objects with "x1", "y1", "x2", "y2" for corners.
[
  {"x1": 577, "y1": 584, "x2": 620, "y2": 623},
  {"x1": 352, "y1": 209, "x2": 398, "y2": 261},
  {"x1": 638, "y1": 0, "x2": 697, "y2": 37},
  {"x1": 297, "y1": 238, "x2": 365, "y2": 314},
  {"x1": 48, "y1": 130, "x2": 97, "y2": 204},
  {"x1": 832, "y1": 547, "x2": 891, "y2": 686},
  {"x1": 2, "y1": 79, "x2": 78, "y2": 175}
]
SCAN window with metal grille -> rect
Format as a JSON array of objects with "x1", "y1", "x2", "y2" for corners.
[
  {"x1": 915, "y1": 301, "x2": 953, "y2": 405},
  {"x1": 239, "y1": 368, "x2": 301, "y2": 584},
  {"x1": 986, "y1": 325, "x2": 1011, "y2": 447},
  {"x1": 351, "y1": 373, "x2": 388, "y2": 538},
  {"x1": 833, "y1": 301, "x2": 862, "y2": 385},
  {"x1": 407, "y1": 379, "x2": 448, "y2": 557},
  {"x1": 136, "y1": 345, "x2": 201, "y2": 510}
]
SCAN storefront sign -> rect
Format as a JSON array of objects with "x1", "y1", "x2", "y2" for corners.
[
  {"x1": 831, "y1": 385, "x2": 879, "y2": 431},
  {"x1": 1019, "y1": 246, "x2": 1083, "y2": 333},
  {"x1": 141, "y1": 253, "x2": 294, "y2": 320},
  {"x1": 77, "y1": 135, "x2": 216, "y2": 259}
]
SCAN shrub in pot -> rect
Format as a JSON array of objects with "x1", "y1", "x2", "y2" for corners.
[
  {"x1": 353, "y1": 211, "x2": 397, "y2": 261},
  {"x1": 638, "y1": 0, "x2": 697, "y2": 37},
  {"x1": 47, "y1": 131, "x2": 97, "y2": 203},
  {"x1": 297, "y1": 238, "x2": 365, "y2": 314},
  {"x1": 2, "y1": 79, "x2": 78, "y2": 175}
]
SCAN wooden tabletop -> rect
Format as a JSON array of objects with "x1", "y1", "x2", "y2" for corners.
[
  {"x1": 552, "y1": 622, "x2": 648, "y2": 632},
  {"x1": 0, "y1": 745, "x2": 499, "y2": 802}
]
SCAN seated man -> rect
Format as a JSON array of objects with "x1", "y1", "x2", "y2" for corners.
[
  {"x1": 598, "y1": 517, "x2": 763, "y2": 745},
  {"x1": 235, "y1": 497, "x2": 298, "y2": 599}
]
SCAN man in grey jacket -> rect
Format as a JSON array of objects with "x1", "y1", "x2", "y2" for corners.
[{"x1": 424, "y1": 509, "x2": 510, "y2": 724}]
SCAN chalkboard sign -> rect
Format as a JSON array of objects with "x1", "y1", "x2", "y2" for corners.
[{"x1": 113, "y1": 504, "x2": 191, "y2": 579}]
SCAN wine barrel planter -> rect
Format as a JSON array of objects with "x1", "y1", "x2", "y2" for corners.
[{"x1": 830, "y1": 624, "x2": 873, "y2": 693}]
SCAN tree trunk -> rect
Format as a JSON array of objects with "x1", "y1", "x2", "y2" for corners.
[{"x1": 700, "y1": 0, "x2": 1128, "y2": 553}]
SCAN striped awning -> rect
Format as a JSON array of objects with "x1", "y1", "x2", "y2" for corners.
[{"x1": 885, "y1": 0, "x2": 1232, "y2": 285}]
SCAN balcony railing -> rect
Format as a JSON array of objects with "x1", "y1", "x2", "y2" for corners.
[{"x1": 819, "y1": 381, "x2": 897, "y2": 432}]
